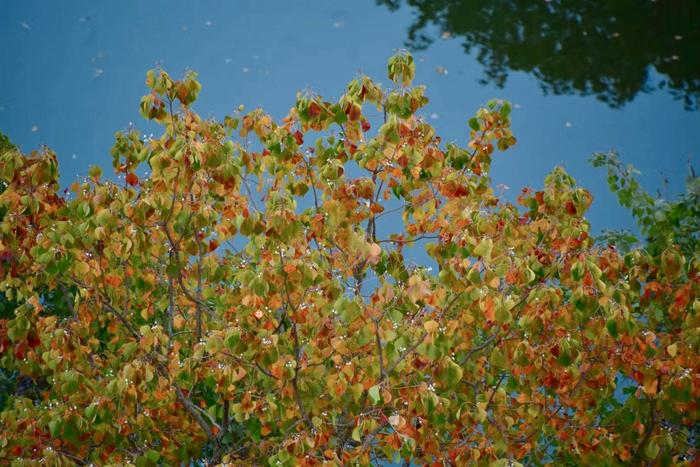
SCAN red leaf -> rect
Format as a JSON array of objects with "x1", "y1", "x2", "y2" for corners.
[
  {"x1": 565, "y1": 200, "x2": 577, "y2": 215},
  {"x1": 308, "y1": 102, "x2": 322, "y2": 118},
  {"x1": 345, "y1": 102, "x2": 361, "y2": 121},
  {"x1": 14, "y1": 342, "x2": 26, "y2": 359},
  {"x1": 549, "y1": 344, "x2": 560, "y2": 357},
  {"x1": 293, "y1": 131, "x2": 304, "y2": 146},
  {"x1": 361, "y1": 120, "x2": 371, "y2": 132},
  {"x1": 27, "y1": 331, "x2": 40, "y2": 349},
  {"x1": 359, "y1": 85, "x2": 368, "y2": 100},
  {"x1": 125, "y1": 172, "x2": 139, "y2": 186}
]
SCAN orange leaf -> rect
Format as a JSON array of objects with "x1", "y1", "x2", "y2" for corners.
[{"x1": 482, "y1": 296, "x2": 495, "y2": 322}]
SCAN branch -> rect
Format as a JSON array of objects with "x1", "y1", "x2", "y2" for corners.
[
  {"x1": 385, "y1": 291, "x2": 464, "y2": 378},
  {"x1": 161, "y1": 221, "x2": 215, "y2": 319},
  {"x1": 374, "y1": 319, "x2": 385, "y2": 381},
  {"x1": 222, "y1": 400, "x2": 230, "y2": 436},
  {"x1": 174, "y1": 384, "x2": 218, "y2": 440},
  {"x1": 458, "y1": 336, "x2": 495, "y2": 366},
  {"x1": 195, "y1": 244, "x2": 204, "y2": 341},
  {"x1": 278, "y1": 248, "x2": 313, "y2": 430},
  {"x1": 631, "y1": 383, "x2": 658, "y2": 465},
  {"x1": 56, "y1": 449, "x2": 87, "y2": 466},
  {"x1": 291, "y1": 322, "x2": 313, "y2": 430},
  {"x1": 59, "y1": 284, "x2": 75, "y2": 316},
  {"x1": 166, "y1": 274, "x2": 174, "y2": 342},
  {"x1": 99, "y1": 299, "x2": 141, "y2": 341},
  {"x1": 376, "y1": 234, "x2": 440, "y2": 244}
]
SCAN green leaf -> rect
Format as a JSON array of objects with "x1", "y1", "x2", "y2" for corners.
[
  {"x1": 489, "y1": 348, "x2": 507, "y2": 369},
  {"x1": 88, "y1": 165, "x2": 103, "y2": 179},
  {"x1": 439, "y1": 358, "x2": 464, "y2": 388},
  {"x1": 467, "y1": 266, "x2": 482, "y2": 285},
  {"x1": 146, "y1": 450, "x2": 160, "y2": 462},
  {"x1": 606, "y1": 318, "x2": 618, "y2": 338},
  {"x1": 468, "y1": 117, "x2": 480, "y2": 131},
  {"x1": 473, "y1": 238, "x2": 493, "y2": 261},
  {"x1": 368, "y1": 385, "x2": 381, "y2": 404},
  {"x1": 85, "y1": 404, "x2": 98, "y2": 422},
  {"x1": 645, "y1": 440, "x2": 659, "y2": 460},
  {"x1": 48, "y1": 419, "x2": 61, "y2": 437},
  {"x1": 122, "y1": 341, "x2": 138, "y2": 359}
]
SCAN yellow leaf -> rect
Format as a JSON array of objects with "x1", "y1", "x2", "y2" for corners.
[
  {"x1": 473, "y1": 237, "x2": 493, "y2": 261},
  {"x1": 173, "y1": 315, "x2": 185, "y2": 330},
  {"x1": 642, "y1": 378, "x2": 658, "y2": 396},
  {"x1": 407, "y1": 274, "x2": 431, "y2": 302},
  {"x1": 471, "y1": 449, "x2": 481, "y2": 461},
  {"x1": 423, "y1": 320, "x2": 439, "y2": 334},
  {"x1": 75, "y1": 261, "x2": 90, "y2": 275},
  {"x1": 667, "y1": 343, "x2": 678, "y2": 357}
]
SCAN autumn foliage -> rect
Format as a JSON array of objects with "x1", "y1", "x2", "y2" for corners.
[{"x1": 0, "y1": 53, "x2": 698, "y2": 465}]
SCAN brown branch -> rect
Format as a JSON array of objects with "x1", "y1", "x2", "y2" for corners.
[
  {"x1": 255, "y1": 362, "x2": 278, "y2": 380},
  {"x1": 374, "y1": 319, "x2": 385, "y2": 381},
  {"x1": 66, "y1": 275, "x2": 141, "y2": 341},
  {"x1": 99, "y1": 299, "x2": 141, "y2": 341},
  {"x1": 278, "y1": 249, "x2": 313, "y2": 430},
  {"x1": 221, "y1": 351, "x2": 278, "y2": 380},
  {"x1": 56, "y1": 449, "x2": 87, "y2": 466},
  {"x1": 195, "y1": 243, "x2": 204, "y2": 341},
  {"x1": 457, "y1": 288, "x2": 534, "y2": 366},
  {"x1": 166, "y1": 274, "x2": 174, "y2": 341},
  {"x1": 385, "y1": 291, "x2": 464, "y2": 378},
  {"x1": 174, "y1": 384, "x2": 217, "y2": 440},
  {"x1": 458, "y1": 336, "x2": 496, "y2": 366},
  {"x1": 60, "y1": 284, "x2": 75, "y2": 316},
  {"x1": 161, "y1": 221, "x2": 214, "y2": 319},
  {"x1": 376, "y1": 234, "x2": 440, "y2": 244},
  {"x1": 631, "y1": 383, "x2": 659, "y2": 465},
  {"x1": 291, "y1": 322, "x2": 313, "y2": 430},
  {"x1": 222, "y1": 400, "x2": 230, "y2": 436}
]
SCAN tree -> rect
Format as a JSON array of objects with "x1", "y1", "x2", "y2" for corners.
[
  {"x1": 378, "y1": 0, "x2": 700, "y2": 109},
  {"x1": 0, "y1": 132, "x2": 77, "y2": 414},
  {"x1": 0, "y1": 53, "x2": 698, "y2": 466}
]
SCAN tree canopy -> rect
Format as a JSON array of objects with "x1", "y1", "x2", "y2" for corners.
[{"x1": 0, "y1": 53, "x2": 698, "y2": 465}]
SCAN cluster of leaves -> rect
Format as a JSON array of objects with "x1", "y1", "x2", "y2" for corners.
[
  {"x1": 591, "y1": 151, "x2": 699, "y2": 258},
  {"x1": 0, "y1": 53, "x2": 698, "y2": 465},
  {"x1": 0, "y1": 133, "x2": 77, "y2": 413}
]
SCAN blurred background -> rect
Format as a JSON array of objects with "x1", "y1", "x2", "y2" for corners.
[{"x1": 1, "y1": 0, "x2": 698, "y2": 235}]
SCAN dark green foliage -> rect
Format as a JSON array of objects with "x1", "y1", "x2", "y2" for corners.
[{"x1": 591, "y1": 151, "x2": 699, "y2": 256}]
